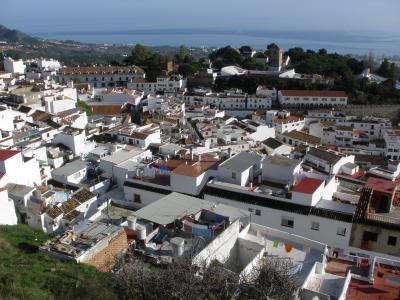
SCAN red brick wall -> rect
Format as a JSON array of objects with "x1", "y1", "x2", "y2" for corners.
[{"x1": 86, "y1": 230, "x2": 128, "y2": 272}]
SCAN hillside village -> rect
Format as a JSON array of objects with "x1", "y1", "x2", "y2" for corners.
[{"x1": 1, "y1": 43, "x2": 400, "y2": 299}]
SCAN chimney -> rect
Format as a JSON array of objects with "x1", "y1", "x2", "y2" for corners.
[
  {"x1": 198, "y1": 154, "x2": 201, "y2": 162},
  {"x1": 228, "y1": 147, "x2": 232, "y2": 158}
]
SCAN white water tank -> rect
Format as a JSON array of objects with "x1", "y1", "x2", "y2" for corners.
[
  {"x1": 136, "y1": 224, "x2": 146, "y2": 240},
  {"x1": 170, "y1": 237, "x2": 185, "y2": 257},
  {"x1": 127, "y1": 216, "x2": 136, "y2": 229}
]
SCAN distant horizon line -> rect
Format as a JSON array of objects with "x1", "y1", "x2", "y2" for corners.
[{"x1": 30, "y1": 28, "x2": 395, "y2": 39}]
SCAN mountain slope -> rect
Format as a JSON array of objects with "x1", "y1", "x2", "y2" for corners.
[{"x1": 0, "y1": 24, "x2": 39, "y2": 44}]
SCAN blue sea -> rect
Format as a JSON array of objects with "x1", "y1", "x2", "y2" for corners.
[{"x1": 31, "y1": 29, "x2": 400, "y2": 56}]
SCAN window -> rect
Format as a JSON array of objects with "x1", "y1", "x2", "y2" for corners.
[
  {"x1": 363, "y1": 231, "x2": 378, "y2": 242},
  {"x1": 255, "y1": 210, "x2": 261, "y2": 216},
  {"x1": 281, "y1": 217, "x2": 294, "y2": 228},
  {"x1": 388, "y1": 236, "x2": 397, "y2": 246},
  {"x1": 337, "y1": 227, "x2": 347, "y2": 236},
  {"x1": 248, "y1": 208, "x2": 254, "y2": 213},
  {"x1": 232, "y1": 172, "x2": 236, "y2": 179},
  {"x1": 134, "y1": 194, "x2": 141, "y2": 203},
  {"x1": 311, "y1": 222, "x2": 320, "y2": 231}
]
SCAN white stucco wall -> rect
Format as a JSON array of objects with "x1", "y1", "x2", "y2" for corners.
[{"x1": 205, "y1": 193, "x2": 352, "y2": 252}]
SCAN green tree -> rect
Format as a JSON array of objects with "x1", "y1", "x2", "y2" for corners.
[
  {"x1": 178, "y1": 64, "x2": 197, "y2": 77},
  {"x1": 209, "y1": 46, "x2": 242, "y2": 68},
  {"x1": 176, "y1": 45, "x2": 189, "y2": 63},
  {"x1": 377, "y1": 58, "x2": 391, "y2": 78},
  {"x1": 76, "y1": 100, "x2": 93, "y2": 116},
  {"x1": 287, "y1": 47, "x2": 305, "y2": 63},
  {"x1": 239, "y1": 45, "x2": 253, "y2": 56},
  {"x1": 124, "y1": 44, "x2": 151, "y2": 65},
  {"x1": 267, "y1": 43, "x2": 279, "y2": 50},
  {"x1": 241, "y1": 57, "x2": 266, "y2": 70}
]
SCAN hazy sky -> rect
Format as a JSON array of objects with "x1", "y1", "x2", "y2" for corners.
[{"x1": 0, "y1": 0, "x2": 399, "y2": 34}]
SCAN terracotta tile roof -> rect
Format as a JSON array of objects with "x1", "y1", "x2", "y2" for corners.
[
  {"x1": 354, "y1": 154, "x2": 387, "y2": 166},
  {"x1": 282, "y1": 130, "x2": 321, "y2": 145},
  {"x1": 0, "y1": 149, "x2": 20, "y2": 161},
  {"x1": 292, "y1": 178, "x2": 324, "y2": 194},
  {"x1": 59, "y1": 66, "x2": 144, "y2": 75},
  {"x1": 171, "y1": 161, "x2": 218, "y2": 177},
  {"x1": 130, "y1": 131, "x2": 148, "y2": 140},
  {"x1": 60, "y1": 198, "x2": 81, "y2": 214},
  {"x1": 72, "y1": 188, "x2": 95, "y2": 204},
  {"x1": 31, "y1": 110, "x2": 52, "y2": 122},
  {"x1": 336, "y1": 125, "x2": 353, "y2": 131},
  {"x1": 320, "y1": 121, "x2": 336, "y2": 127},
  {"x1": 46, "y1": 206, "x2": 63, "y2": 219},
  {"x1": 62, "y1": 209, "x2": 81, "y2": 221},
  {"x1": 307, "y1": 148, "x2": 342, "y2": 165},
  {"x1": 365, "y1": 177, "x2": 399, "y2": 194},
  {"x1": 90, "y1": 105, "x2": 128, "y2": 115},
  {"x1": 272, "y1": 115, "x2": 304, "y2": 124},
  {"x1": 262, "y1": 137, "x2": 283, "y2": 149},
  {"x1": 281, "y1": 90, "x2": 347, "y2": 97}
]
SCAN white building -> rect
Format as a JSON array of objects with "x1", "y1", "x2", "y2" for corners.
[
  {"x1": 256, "y1": 86, "x2": 277, "y2": 99},
  {"x1": 261, "y1": 155, "x2": 302, "y2": 186},
  {"x1": 337, "y1": 116, "x2": 391, "y2": 140},
  {"x1": 279, "y1": 130, "x2": 321, "y2": 147},
  {"x1": 204, "y1": 179, "x2": 355, "y2": 255},
  {"x1": 0, "y1": 149, "x2": 42, "y2": 187},
  {"x1": 104, "y1": 123, "x2": 161, "y2": 149},
  {"x1": 44, "y1": 96, "x2": 76, "y2": 114},
  {"x1": 99, "y1": 147, "x2": 151, "y2": 186},
  {"x1": 184, "y1": 89, "x2": 272, "y2": 112},
  {"x1": 127, "y1": 75, "x2": 187, "y2": 95},
  {"x1": 0, "y1": 189, "x2": 18, "y2": 225},
  {"x1": 304, "y1": 148, "x2": 356, "y2": 175},
  {"x1": 384, "y1": 129, "x2": 400, "y2": 160},
  {"x1": 51, "y1": 159, "x2": 87, "y2": 185},
  {"x1": 36, "y1": 58, "x2": 62, "y2": 71},
  {"x1": 266, "y1": 110, "x2": 305, "y2": 134},
  {"x1": 93, "y1": 88, "x2": 143, "y2": 106},
  {"x1": 4, "y1": 56, "x2": 26, "y2": 74},
  {"x1": 305, "y1": 110, "x2": 346, "y2": 126},
  {"x1": 53, "y1": 127, "x2": 96, "y2": 157},
  {"x1": 261, "y1": 138, "x2": 292, "y2": 156},
  {"x1": 58, "y1": 66, "x2": 145, "y2": 88},
  {"x1": 123, "y1": 156, "x2": 220, "y2": 207},
  {"x1": 43, "y1": 188, "x2": 98, "y2": 233},
  {"x1": 278, "y1": 90, "x2": 348, "y2": 108},
  {"x1": 218, "y1": 152, "x2": 263, "y2": 187}
]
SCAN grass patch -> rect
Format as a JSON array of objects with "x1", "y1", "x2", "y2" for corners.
[
  {"x1": 76, "y1": 100, "x2": 93, "y2": 116},
  {"x1": 0, "y1": 225, "x2": 117, "y2": 300}
]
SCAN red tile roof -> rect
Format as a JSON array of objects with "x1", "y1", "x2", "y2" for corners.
[
  {"x1": 0, "y1": 150, "x2": 20, "y2": 161},
  {"x1": 281, "y1": 90, "x2": 347, "y2": 97},
  {"x1": 272, "y1": 115, "x2": 304, "y2": 124},
  {"x1": 340, "y1": 168, "x2": 366, "y2": 179},
  {"x1": 353, "y1": 129, "x2": 366, "y2": 134},
  {"x1": 365, "y1": 177, "x2": 399, "y2": 194},
  {"x1": 292, "y1": 178, "x2": 324, "y2": 194}
]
